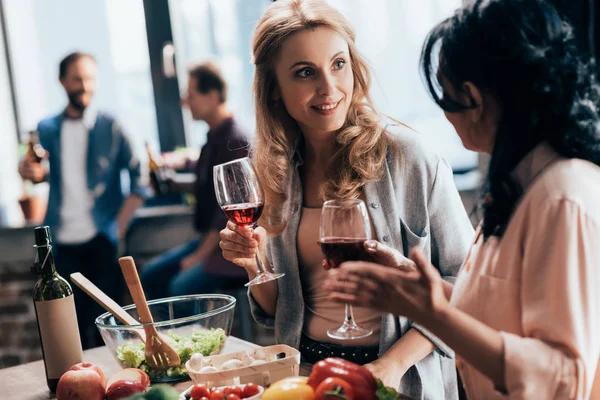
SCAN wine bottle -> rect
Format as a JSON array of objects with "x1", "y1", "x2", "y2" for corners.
[{"x1": 32, "y1": 226, "x2": 83, "y2": 392}]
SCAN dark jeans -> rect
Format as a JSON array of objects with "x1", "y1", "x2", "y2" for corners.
[
  {"x1": 140, "y1": 238, "x2": 239, "y2": 300},
  {"x1": 55, "y1": 234, "x2": 122, "y2": 350}
]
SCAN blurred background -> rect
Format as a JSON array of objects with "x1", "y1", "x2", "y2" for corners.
[{"x1": 0, "y1": 0, "x2": 597, "y2": 368}]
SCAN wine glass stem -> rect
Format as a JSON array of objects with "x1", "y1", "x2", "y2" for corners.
[
  {"x1": 345, "y1": 303, "x2": 357, "y2": 325},
  {"x1": 250, "y1": 225, "x2": 268, "y2": 275},
  {"x1": 254, "y1": 248, "x2": 267, "y2": 275}
]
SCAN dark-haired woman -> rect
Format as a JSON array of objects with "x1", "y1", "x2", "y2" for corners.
[{"x1": 325, "y1": 0, "x2": 600, "y2": 398}]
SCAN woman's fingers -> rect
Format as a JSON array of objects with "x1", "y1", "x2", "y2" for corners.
[
  {"x1": 409, "y1": 248, "x2": 440, "y2": 283},
  {"x1": 227, "y1": 220, "x2": 254, "y2": 239},
  {"x1": 364, "y1": 240, "x2": 416, "y2": 272},
  {"x1": 220, "y1": 226, "x2": 258, "y2": 248},
  {"x1": 219, "y1": 240, "x2": 257, "y2": 257},
  {"x1": 328, "y1": 292, "x2": 365, "y2": 305},
  {"x1": 364, "y1": 240, "x2": 398, "y2": 267},
  {"x1": 341, "y1": 261, "x2": 419, "y2": 282},
  {"x1": 222, "y1": 250, "x2": 254, "y2": 262},
  {"x1": 325, "y1": 268, "x2": 380, "y2": 294}
]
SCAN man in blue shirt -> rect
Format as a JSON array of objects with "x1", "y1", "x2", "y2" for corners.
[{"x1": 19, "y1": 52, "x2": 145, "y2": 348}]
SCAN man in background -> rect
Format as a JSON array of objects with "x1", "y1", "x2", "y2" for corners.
[
  {"x1": 19, "y1": 52, "x2": 145, "y2": 349},
  {"x1": 140, "y1": 61, "x2": 249, "y2": 298}
]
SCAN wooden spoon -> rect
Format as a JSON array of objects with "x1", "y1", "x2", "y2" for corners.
[
  {"x1": 118, "y1": 256, "x2": 181, "y2": 370},
  {"x1": 69, "y1": 272, "x2": 146, "y2": 342}
]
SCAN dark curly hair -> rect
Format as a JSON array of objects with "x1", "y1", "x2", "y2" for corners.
[{"x1": 420, "y1": 0, "x2": 600, "y2": 238}]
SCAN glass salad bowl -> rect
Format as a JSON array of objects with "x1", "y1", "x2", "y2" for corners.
[{"x1": 96, "y1": 294, "x2": 236, "y2": 383}]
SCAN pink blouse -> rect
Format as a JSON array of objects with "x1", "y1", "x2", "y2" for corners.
[{"x1": 451, "y1": 143, "x2": 600, "y2": 399}]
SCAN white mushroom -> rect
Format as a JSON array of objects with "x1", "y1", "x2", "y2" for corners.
[
  {"x1": 189, "y1": 353, "x2": 205, "y2": 370},
  {"x1": 220, "y1": 359, "x2": 244, "y2": 371},
  {"x1": 198, "y1": 365, "x2": 219, "y2": 374}
]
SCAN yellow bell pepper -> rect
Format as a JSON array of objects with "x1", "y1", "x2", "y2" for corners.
[{"x1": 262, "y1": 376, "x2": 315, "y2": 400}]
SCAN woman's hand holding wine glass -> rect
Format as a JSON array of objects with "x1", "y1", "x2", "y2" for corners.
[
  {"x1": 320, "y1": 199, "x2": 375, "y2": 340},
  {"x1": 214, "y1": 157, "x2": 284, "y2": 286},
  {"x1": 219, "y1": 221, "x2": 268, "y2": 273}
]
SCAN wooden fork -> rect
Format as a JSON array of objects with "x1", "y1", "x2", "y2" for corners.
[{"x1": 118, "y1": 256, "x2": 181, "y2": 370}]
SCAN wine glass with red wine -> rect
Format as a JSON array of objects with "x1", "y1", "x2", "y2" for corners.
[
  {"x1": 320, "y1": 199, "x2": 374, "y2": 340},
  {"x1": 213, "y1": 157, "x2": 285, "y2": 286}
]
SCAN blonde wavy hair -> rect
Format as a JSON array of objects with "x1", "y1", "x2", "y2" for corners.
[{"x1": 252, "y1": 0, "x2": 392, "y2": 235}]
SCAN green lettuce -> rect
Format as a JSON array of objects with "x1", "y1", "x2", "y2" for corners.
[
  {"x1": 376, "y1": 378, "x2": 401, "y2": 400},
  {"x1": 115, "y1": 328, "x2": 226, "y2": 380}
]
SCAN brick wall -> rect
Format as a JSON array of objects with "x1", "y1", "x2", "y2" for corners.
[{"x1": 0, "y1": 227, "x2": 42, "y2": 368}]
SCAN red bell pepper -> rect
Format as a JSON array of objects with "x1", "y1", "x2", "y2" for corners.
[
  {"x1": 307, "y1": 358, "x2": 377, "y2": 400},
  {"x1": 325, "y1": 358, "x2": 378, "y2": 394}
]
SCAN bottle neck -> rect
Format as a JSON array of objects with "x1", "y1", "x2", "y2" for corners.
[{"x1": 33, "y1": 244, "x2": 57, "y2": 278}]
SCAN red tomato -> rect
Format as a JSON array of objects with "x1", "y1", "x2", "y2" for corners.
[
  {"x1": 209, "y1": 389, "x2": 225, "y2": 400},
  {"x1": 223, "y1": 386, "x2": 243, "y2": 396},
  {"x1": 191, "y1": 384, "x2": 211, "y2": 399},
  {"x1": 314, "y1": 377, "x2": 355, "y2": 400},
  {"x1": 226, "y1": 395, "x2": 241, "y2": 400},
  {"x1": 242, "y1": 383, "x2": 261, "y2": 398}
]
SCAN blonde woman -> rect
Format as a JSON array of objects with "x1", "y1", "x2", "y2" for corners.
[{"x1": 219, "y1": 0, "x2": 473, "y2": 398}]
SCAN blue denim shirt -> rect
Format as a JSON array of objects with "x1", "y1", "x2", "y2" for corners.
[{"x1": 38, "y1": 110, "x2": 145, "y2": 243}]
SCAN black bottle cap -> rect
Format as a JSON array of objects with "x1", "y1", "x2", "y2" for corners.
[{"x1": 34, "y1": 226, "x2": 52, "y2": 246}]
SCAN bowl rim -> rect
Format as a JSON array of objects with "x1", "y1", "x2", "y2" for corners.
[{"x1": 95, "y1": 294, "x2": 237, "y2": 329}]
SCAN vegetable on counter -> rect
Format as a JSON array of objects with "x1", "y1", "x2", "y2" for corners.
[
  {"x1": 376, "y1": 378, "x2": 402, "y2": 400},
  {"x1": 186, "y1": 383, "x2": 261, "y2": 400},
  {"x1": 307, "y1": 358, "x2": 377, "y2": 400},
  {"x1": 123, "y1": 384, "x2": 180, "y2": 400},
  {"x1": 186, "y1": 347, "x2": 269, "y2": 374},
  {"x1": 116, "y1": 328, "x2": 226, "y2": 379},
  {"x1": 261, "y1": 376, "x2": 315, "y2": 400},
  {"x1": 305, "y1": 358, "x2": 404, "y2": 400},
  {"x1": 314, "y1": 377, "x2": 354, "y2": 400}
]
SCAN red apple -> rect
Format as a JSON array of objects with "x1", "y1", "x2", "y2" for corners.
[
  {"x1": 106, "y1": 368, "x2": 151, "y2": 391},
  {"x1": 105, "y1": 380, "x2": 147, "y2": 400},
  {"x1": 69, "y1": 362, "x2": 105, "y2": 383},
  {"x1": 56, "y1": 369, "x2": 105, "y2": 400}
]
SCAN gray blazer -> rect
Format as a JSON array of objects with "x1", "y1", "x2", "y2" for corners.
[{"x1": 249, "y1": 123, "x2": 474, "y2": 399}]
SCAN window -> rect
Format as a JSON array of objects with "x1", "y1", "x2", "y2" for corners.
[
  {"x1": 168, "y1": 0, "x2": 478, "y2": 182},
  {"x1": 3, "y1": 0, "x2": 157, "y2": 153},
  {"x1": 0, "y1": 1, "x2": 21, "y2": 226}
]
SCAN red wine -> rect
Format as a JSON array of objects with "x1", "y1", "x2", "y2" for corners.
[
  {"x1": 222, "y1": 202, "x2": 264, "y2": 226},
  {"x1": 320, "y1": 238, "x2": 374, "y2": 269}
]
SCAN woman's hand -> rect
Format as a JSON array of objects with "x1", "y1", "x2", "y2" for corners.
[
  {"x1": 219, "y1": 221, "x2": 267, "y2": 273},
  {"x1": 322, "y1": 240, "x2": 416, "y2": 271},
  {"x1": 364, "y1": 359, "x2": 407, "y2": 390},
  {"x1": 363, "y1": 240, "x2": 416, "y2": 271},
  {"x1": 324, "y1": 248, "x2": 449, "y2": 324}
]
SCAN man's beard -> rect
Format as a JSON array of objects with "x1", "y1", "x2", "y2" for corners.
[{"x1": 67, "y1": 90, "x2": 88, "y2": 112}]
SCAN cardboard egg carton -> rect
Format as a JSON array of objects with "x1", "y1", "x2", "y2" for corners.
[{"x1": 185, "y1": 344, "x2": 300, "y2": 388}]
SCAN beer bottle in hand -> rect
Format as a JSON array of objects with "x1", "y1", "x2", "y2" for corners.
[
  {"x1": 27, "y1": 130, "x2": 46, "y2": 163},
  {"x1": 146, "y1": 142, "x2": 169, "y2": 195}
]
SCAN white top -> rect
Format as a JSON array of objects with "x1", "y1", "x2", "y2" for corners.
[{"x1": 56, "y1": 109, "x2": 97, "y2": 244}]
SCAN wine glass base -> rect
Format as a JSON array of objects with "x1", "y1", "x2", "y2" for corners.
[
  {"x1": 327, "y1": 322, "x2": 373, "y2": 340},
  {"x1": 245, "y1": 272, "x2": 285, "y2": 287}
]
